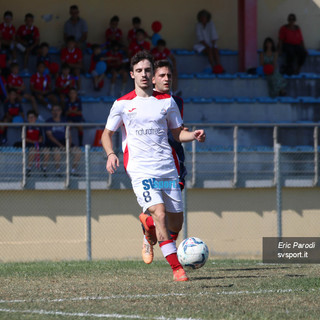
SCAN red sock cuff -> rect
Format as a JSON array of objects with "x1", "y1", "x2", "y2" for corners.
[{"x1": 159, "y1": 239, "x2": 173, "y2": 247}]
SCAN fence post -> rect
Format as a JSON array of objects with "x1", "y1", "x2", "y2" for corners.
[
  {"x1": 313, "y1": 126, "x2": 318, "y2": 186},
  {"x1": 65, "y1": 125, "x2": 70, "y2": 188},
  {"x1": 275, "y1": 143, "x2": 282, "y2": 238},
  {"x1": 21, "y1": 125, "x2": 26, "y2": 188},
  {"x1": 85, "y1": 144, "x2": 92, "y2": 261},
  {"x1": 233, "y1": 126, "x2": 238, "y2": 187}
]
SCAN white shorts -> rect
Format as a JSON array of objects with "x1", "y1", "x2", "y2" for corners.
[{"x1": 132, "y1": 177, "x2": 183, "y2": 213}]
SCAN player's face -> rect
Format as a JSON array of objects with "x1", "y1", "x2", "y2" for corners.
[
  {"x1": 153, "y1": 66, "x2": 172, "y2": 93},
  {"x1": 131, "y1": 59, "x2": 153, "y2": 89}
]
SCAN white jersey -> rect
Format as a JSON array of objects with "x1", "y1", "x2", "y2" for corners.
[{"x1": 106, "y1": 90, "x2": 183, "y2": 180}]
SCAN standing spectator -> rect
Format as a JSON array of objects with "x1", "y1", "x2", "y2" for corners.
[
  {"x1": 30, "y1": 61, "x2": 58, "y2": 111},
  {"x1": 128, "y1": 29, "x2": 150, "y2": 58},
  {"x1": 55, "y1": 63, "x2": 76, "y2": 108},
  {"x1": 44, "y1": 104, "x2": 81, "y2": 176},
  {"x1": 151, "y1": 39, "x2": 178, "y2": 94},
  {"x1": 278, "y1": 13, "x2": 308, "y2": 75},
  {"x1": 106, "y1": 41, "x2": 128, "y2": 96},
  {"x1": 65, "y1": 87, "x2": 84, "y2": 146},
  {"x1": 4, "y1": 88, "x2": 24, "y2": 122},
  {"x1": 260, "y1": 37, "x2": 287, "y2": 97},
  {"x1": 64, "y1": 5, "x2": 88, "y2": 51},
  {"x1": 61, "y1": 36, "x2": 83, "y2": 91},
  {"x1": 89, "y1": 44, "x2": 107, "y2": 91},
  {"x1": 105, "y1": 15, "x2": 123, "y2": 49},
  {"x1": 16, "y1": 13, "x2": 40, "y2": 71},
  {"x1": 7, "y1": 62, "x2": 38, "y2": 113},
  {"x1": 194, "y1": 9, "x2": 224, "y2": 73},
  {"x1": 0, "y1": 11, "x2": 16, "y2": 61}
]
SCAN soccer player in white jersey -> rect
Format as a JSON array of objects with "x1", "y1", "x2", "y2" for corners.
[
  {"x1": 140, "y1": 59, "x2": 187, "y2": 265},
  {"x1": 101, "y1": 51, "x2": 205, "y2": 282}
]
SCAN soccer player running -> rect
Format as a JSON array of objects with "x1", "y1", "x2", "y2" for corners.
[
  {"x1": 101, "y1": 51, "x2": 205, "y2": 281},
  {"x1": 140, "y1": 59, "x2": 187, "y2": 265}
]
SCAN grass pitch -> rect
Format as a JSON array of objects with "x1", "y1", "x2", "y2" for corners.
[{"x1": 0, "y1": 259, "x2": 319, "y2": 320}]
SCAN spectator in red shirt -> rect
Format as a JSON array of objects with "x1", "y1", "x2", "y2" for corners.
[
  {"x1": 30, "y1": 61, "x2": 58, "y2": 110},
  {"x1": 61, "y1": 36, "x2": 83, "y2": 91},
  {"x1": 105, "y1": 15, "x2": 123, "y2": 49},
  {"x1": 106, "y1": 41, "x2": 128, "y2": 96},
  {"x1": 151, "y1": 39, "x2": 179, "y2": 94},
  {"x1": 16, "y1": 13, "x2": 40, "y2": 70},
  {"x1": 0, "y1": 11, "x2": 16, "y2": 61},
  {"x1": 278, "y1": 13, "x2": 307, "y2": 75},
  {"x1": 7, "y1": 62, "x2": 38, "y2": 113},
  {"x1": 128, "y1": 28, "x2": 150, "y2": 58},
  {"x1": 55, "y1": 63, "x2": 76, "y2": 109},
  {"x1": 4, "y1": 88, "x2": 24, "y2": 122},
  {"x1": 127, "y1": 17, "x2": 149, "y2": 44}
]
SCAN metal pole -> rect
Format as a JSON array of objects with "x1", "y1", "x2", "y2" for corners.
[
  {"x1": 21, "y1": 125, "x2": 26, "y2": 188},
  {"x1": 273, "y1": 126, "x2": 278, "y2": 186},
  {"x1": 65, "y1": 125, "x2": 70, "y2": 188},
  {"x1": 233, "y1": 126, "x2": 238, "y2": 187},
  {"x1": 313, "y1": 126, "x2": 318, "y2": 186},
  {"x1": 275, "y1": 143, "x2": 282, "y2": 238},
  {"x1": 85, "y1": 144, "x2": 92, "y2": 261}
]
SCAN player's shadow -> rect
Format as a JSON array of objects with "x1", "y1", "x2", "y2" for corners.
[{"x1": 216, "y1": 266, "x2": 290, "y2": 272}]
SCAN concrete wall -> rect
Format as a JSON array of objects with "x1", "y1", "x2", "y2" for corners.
[
  {"x1": 5, "y1": 0, "x2": 320, "y2": 50},
  {"x1": 1, "y1": 188, "x2": 319, "y2": 262}
]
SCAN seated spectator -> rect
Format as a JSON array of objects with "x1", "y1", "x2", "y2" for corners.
[
  {"x1": 65, "y1": 88, "x2": 84, "y2": 146},
  {"x1": 106, "y1": 41, "x2": 128, "y2": 96},
  {"x1": 105, "y1": 15, "x2": 123, "y2": 49},
  {"x1": 55, "y1": 63, "x2": 76, "y2": 109},
  {"x1": 127, "y1": 17, "x2": 148, "y2": 44},
  {"x1": 14, "y1": 110, "x2": 46, "y2": 176},
  {"x1": 4, "y1": 88, "x2": 24, "y2": 122},
  {"x1": 61, "y1": 36, "x2": 83, "y2": 91},
  {"x1": 36, "y1": 42, "x2": 59, "y2": 79},
  {"x1": 151, "y1": 39, "x2": 178, "y2": 94},
  {"x1": 30, "y1": 61, "x2": 58, "y2": 111},
  {"x1": 0, "y1": 11, "x2": 16, "y2": 61},
  {"x1": 7, "y1": 62, "x2": 38, "y2": 113},
  {"x1": 0, "y1": 40, "x2": 10, "y2": 77},
  {"x1": 278, "y1": 13, "x2": 308, "y2": 75},
  {"x1": 260, "y1": 37, "x2": 287, "y2": 97},
  {"x1": 194, "y1": 9, "x2": 224, "y2": 74},
  {"x1": 0, "y1": 68, "x2": 7, "y2": 101},
  {"x1": 64, "y1": 5, "x2": 88, "y2": 51},
  {"x1": 16, "y1": 13, "x2": 40, "y2": 70},
  {"x1": 89, "y1": 44, "x2": 107, "y2": 91},
  {"x1": 128, "y1": 28, "x2": 150, "y2": 58},
  {"x1": 44, "y1": 104, "x2": 81, "y2": 176}
]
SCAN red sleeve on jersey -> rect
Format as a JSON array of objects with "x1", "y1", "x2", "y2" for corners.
[
  {"x1": 152, "y1": 91, "x2": 171, "y2": 100},
  {"x1": 117, "y1": 90, "x2": 137, "y2": 101}
]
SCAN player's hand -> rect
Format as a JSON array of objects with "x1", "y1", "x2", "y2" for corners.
[
  {"x1": 194, "y1": 129, "x2": 206, "y2": 142},
  {"x1": 106, "y1": 154, "x2": 119, "y2": 174}
]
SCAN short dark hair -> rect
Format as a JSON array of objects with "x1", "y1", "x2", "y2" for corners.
[
  {"x1": 37, "y1": 61, "x2": 46, "y2": 68},
  {"x1": 130, "y1": 50, "x2": 154, "y2": 71},
  {"x1": 132, "y1": 17, "x2": 141, "y2": 25},
  {"x1": 66, "y1": 36, "x2": 76, "y2": 43},
  {"x1": 27, "y1": 110, "x2": 38, "y2": 117},
  {"x1": 40, "y1": 42, "x2": 49, "y2": 48},
  {"x1": 70, "y1": 5, "x2": 79, "y2": 11},
  {"x1": 156, "y1": 39, "x2": 166, "y2": 47},
  {"x1": 25, "y1": 13, "x2": 34, "y2": 20},
  {"x1": 110, "y1": 15, "x2": 119, "y2": 23},
  {"x1": 4, "y1": 11, "x2": 13, "y2": 18},
  {"x1": 91, "y1": 44, "x2": 101, "y2": 51},
  {"x1": 197, "y1": 9, "x2": 211, "y2": 22},
  {"x1": 10, "y1": 62, "x2": 19, "y2": 70},
  {"x1": 288, "y1": 13, "x2": 296, "y2": 21},
  {"x1": 135, "y1": 28, "x2": 146, "y2": 36},
  {"x1": 154, "y1": 59, "x2": 173, "y2": 73},
  {"x1": 61, "y1": 63, "x2": 70, "y2": 70},
  {"x1": 8, "y1": 88, "x2": 17, "y2": 94}
]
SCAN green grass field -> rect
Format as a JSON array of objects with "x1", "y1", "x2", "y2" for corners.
[{"x1": 0, "y1": 259, "x2": 319, "y2": 320}]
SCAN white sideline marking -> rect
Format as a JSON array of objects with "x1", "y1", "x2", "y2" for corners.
[
  {"x1": 0, "y1": 308, "x2": 202, "y2": 320},
  {"x1": 0, "y1": 288, "x2": 318, "y2": 305}
]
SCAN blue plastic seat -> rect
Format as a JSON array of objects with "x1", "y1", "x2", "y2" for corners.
[
  {"x1": 174, "y1": 50, "x2": 195, "y2": 55},
  {"x1": 278, "y1": 97, "x2": 300, "y2": 103},
  {"x1": 235, "y1": 97, "x2": 256, "y2": 103},
  {"x1": 80, "y1": 96, "x2": 101, "y2": 103},
  {"x1": 178, "y1": 73, "x2": 195, "y2": 79},
  {"x1": 217, "y1": 73, "x2": 237, "y2": 79},
  {"x1": 213, "y1": 97, "x2": 235, "y2": 103},
  {"x1": 219, "y1": 49, "x2": 238, "y2": 56},
  {"x1": 101, "y1": 96, "x2": 116, "y2": 103},
  {"x1": 257, "y1": 97, "x2": 279, "y2": 104},
  {"x1": 195, "y1": 73, "x2": 216, "y2": 79},
  {"x1": 297, "y1": 96, "x2": 320, "y2": 103},
  {"x1": 237, "y1": 73, "x2": 259, "y2": 79},
  {"x1": 192, "y1": 97, "x2": 213, "y2": 104}
]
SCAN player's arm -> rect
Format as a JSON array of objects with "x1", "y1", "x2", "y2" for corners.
[
  {"x1": 101, "y1": 128, "x2": 119, "y2": 174},
  {"x1": 171, "y1": 127, "x2": 206, "y2": 143}
]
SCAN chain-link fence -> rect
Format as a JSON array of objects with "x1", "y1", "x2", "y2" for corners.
[{"x1": 1, "y1": 123, "x2": 320, "y2": 262}]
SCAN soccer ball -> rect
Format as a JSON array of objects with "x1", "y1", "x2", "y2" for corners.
[{"x1": 177, "y1": 237, "x2": 209, "y2": 270}]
